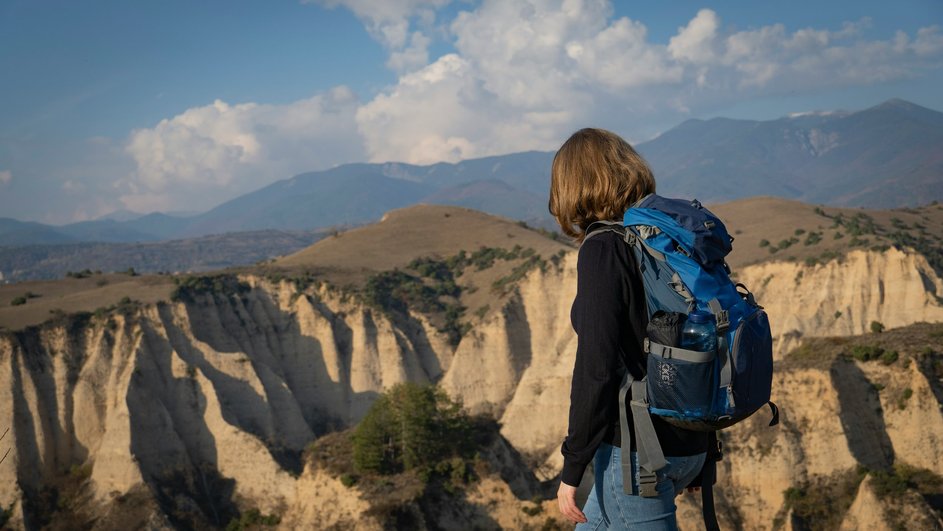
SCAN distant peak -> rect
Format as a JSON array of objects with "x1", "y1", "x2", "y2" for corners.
[
  {"x1": 869, "y1": 98, "x2": 925, "y2": 112},
  {"x1": 786, "y1": 110, "x2": 844, "y2": 119}
]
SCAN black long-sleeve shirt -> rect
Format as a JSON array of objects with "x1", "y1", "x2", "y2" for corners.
[{"x1": 560, "y1": 230, "x2": 709, "y2": 487}]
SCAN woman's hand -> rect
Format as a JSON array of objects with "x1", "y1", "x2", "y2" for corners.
[{"x1": 557, "y1": 481, "x2": 587, "y2": 524}]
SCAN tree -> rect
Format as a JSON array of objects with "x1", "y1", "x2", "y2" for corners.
[
  {"x1": 352, "y1": 383, "x2": 472, "y2": 475},
  {"x1": 870, "y1": 321, "x2": 885, "y2": 334}
]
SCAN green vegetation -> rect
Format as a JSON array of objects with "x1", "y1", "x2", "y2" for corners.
[
  {"x1": 794, "y1": 229, "x2": 806, "y2": 236},
  {"x1": 867, "y1": 463, "x2": 943, "y2": 521},
  {"x1": 171, "y1": 274, "x2": 251, "y2": 303},
  {"x1": 880, "y1": 350, "x2": 899, "y2": 365},
  {"x1": 358, "y1": 246, "x2": 549, "y2": 345},
  {"x1": 898, "y1": 387, "x2": 914, "y2": 410},
  {"x1": 352, "y1": 383, "x2": 474, "y2": 478},
  {"x1": 92, "y1": 296, "x2": 141, "y2": 321},
  {"x1": 782, "y1": 469, "x2": 866, "y2": 531},
  {"x1": 758, "y1": 239, "x2": 770, "y2": 248},
  {"x1": 11, "y1": 296, "x2": 26, "y2": 306},
  {"x1": 361, "y1": 268, "x2": 468, "y2": 346},
  {"x1": 492, "y1": 255, "x2": 546, "y2": 295},
  {"x1": 870, "y1": 321, "x2": 885, "y2": 334},
  {"x1": 225, "y1": 508, "x2": 281, "y2": 530},
  {"x1": 883, "y1": 227, "x2": 943, "y2": 275},
  {"x1": 803, "y1": 231, "x2": 823, "y2": 246},
  {"x1": 849, "y1": 344, "x2": 885, "y2": 362},
  {"x1": 65, "y1": 268, "x2": 97, "y2": 279}
]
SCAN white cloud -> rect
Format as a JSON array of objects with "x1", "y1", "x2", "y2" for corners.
[
  {"x1": 119, "y1": 86, "x2": 363, "y2": 213},
  {"x1": 354, "y1": 2, "x2": 943, "y2": 163},
  {"x1": 112, "y1": 3, "x2": 943, "y2": 214},
  {"x1": 0, "y1": 170, "x2": 10, "y2": 185},
  {"x1": 309, "y1": 0, "x2": 448, "y2": 73},
  {"x1": 668, "y1": 8, "x2": 719, "y2": 64}
]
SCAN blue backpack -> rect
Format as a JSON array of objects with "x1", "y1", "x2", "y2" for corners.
[{"x1": 584, "y1": 194, "x2": 779, "y2": 530}]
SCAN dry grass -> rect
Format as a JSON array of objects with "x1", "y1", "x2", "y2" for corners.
[
  {"x1": 247, "y1": 204, "x2": 572, "y2": 324},
  {"x1": 0, "y1": 272, "x2": 174, "y2": 332},
  {"x1": 709, "y1": 197, "x2": 943, "y2": 272}
]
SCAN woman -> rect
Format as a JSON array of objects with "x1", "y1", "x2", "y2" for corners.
[{"x1": 549, "y1": 128, "x2": 709, "y2": 530}]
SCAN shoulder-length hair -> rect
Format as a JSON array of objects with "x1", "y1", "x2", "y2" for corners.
[{"x1": 549, "y1": 128, "x2": 656, "y2": 242}]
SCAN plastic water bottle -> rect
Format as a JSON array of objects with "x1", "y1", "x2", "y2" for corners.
[{"x1": 681, "y1": 310, "x2": 717, "y2": 353}]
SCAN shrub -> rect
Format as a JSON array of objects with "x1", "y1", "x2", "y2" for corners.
[
  {"x1": 849, "y1": 345, "x2": 884, "y2": 362},
  {"x1": 11, "y1": 296, "x2": 26, "y2": 306},
  {"x1": 340, "y1": 473, "x2": 358, "y2": 487},
  {"x1": 352, "y1": 383, "x2": 473, "y2": 477},
  {"x1": 870, "y1": 321, "x2": 885, "y2": 334},
  {"x1": 758, "y1": 239, "x2": 770, "y2": 248},
  {"x1": 225, "y1": 508, "x2": 280, "y2": 530},
  {"x1": 171, "y1": 274, "x2": 250, "y2": 303},
  {"x1": 880, "y1": 350, "x2": 899, "y2": 366}
]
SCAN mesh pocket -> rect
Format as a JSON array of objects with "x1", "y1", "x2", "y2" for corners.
[{"x1": 647, "y1": 353, "x2": 715, "y2": 419}]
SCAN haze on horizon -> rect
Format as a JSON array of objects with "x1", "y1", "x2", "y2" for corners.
[{"x1": 1, "y1": 0, "x2": 941, "y2": 224}]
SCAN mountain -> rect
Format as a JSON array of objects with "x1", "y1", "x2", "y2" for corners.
[
  {"x1": 177, "y1": 165, "x2": 437, "y2": 237},
  {"x1": 643, "y1": 99, "x2": 943, "y2": 207},
  {"x1": 173, "y1": 98, "x2": 943, "y2": 236},
  {"x1": 0, "y1": 217, "x2": 78, "y2": 246},
  {"x1": 3, "y1": 99, "x2": 939, "y2": 248},
  {"x1": 1, "y1": 202, "x2": 942, "y2": 529},
  {"x1": 0, "y1": 228, "x2": 328, "y2": 283}
]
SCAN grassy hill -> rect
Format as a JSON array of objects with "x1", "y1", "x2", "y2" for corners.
[
  {"x1": 3, "y1": 198, "x2": 941, "y2": 333},
  {"x1": 711, "y1": 197, "x2": 943, "y2": 273}
]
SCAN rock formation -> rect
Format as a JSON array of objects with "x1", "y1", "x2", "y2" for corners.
[{"x1": 0, "y1": 240, "x2": 941, "y2": 528}]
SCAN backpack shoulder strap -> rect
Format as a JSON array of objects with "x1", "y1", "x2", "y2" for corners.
[{"x1": 581, "y1": 220, "x2": 635, "y2": 248}]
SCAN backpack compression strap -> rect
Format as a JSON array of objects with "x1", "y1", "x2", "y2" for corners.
[{"x1": 618, "y1": 370, "x2": 667, "y2": 496}]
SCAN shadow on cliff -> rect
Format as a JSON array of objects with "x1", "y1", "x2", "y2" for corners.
[
  {"x1": 830, "y1": 357, "x2": 895, "y2": 471},
  {"x1": 6, "y1": 319, "x2": 94, "y2": 529}
]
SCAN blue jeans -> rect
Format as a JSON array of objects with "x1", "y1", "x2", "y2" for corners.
[{"x1": 576, "y1": 443, "x2": 706, "y2": 530}]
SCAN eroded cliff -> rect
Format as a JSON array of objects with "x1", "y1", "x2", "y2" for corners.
[{"x1": 0, "y1": 242, "x2": 941, "y2": 529}]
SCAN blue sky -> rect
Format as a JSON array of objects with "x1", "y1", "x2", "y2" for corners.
[{"x1": 1, "y1": 0, "x2": 941, "y2": 223}]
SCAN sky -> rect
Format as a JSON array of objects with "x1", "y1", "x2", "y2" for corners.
[{"x1": 1, "y1": 0, "x2": 941, "y2": 224}]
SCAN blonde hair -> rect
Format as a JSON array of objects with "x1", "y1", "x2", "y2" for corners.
[{"x1": 549, "y1": 128, "x2": 656, "y2": 242}]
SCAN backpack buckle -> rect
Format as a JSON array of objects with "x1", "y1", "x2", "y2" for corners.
[
  {"x1": 716, "y1": 310, "x2": 730, "y2": 332},
  {"x1": 638, "y1": 471, "x2": 659, "y2": 497}
]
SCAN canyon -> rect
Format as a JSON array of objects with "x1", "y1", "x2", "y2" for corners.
[{"x1": 0, "y1": 205, "x2": 942, "y2": 529}]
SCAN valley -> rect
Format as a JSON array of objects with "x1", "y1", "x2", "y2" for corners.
[{"x1": 0, "y1": 201, "x2": 941, "y2": 529}]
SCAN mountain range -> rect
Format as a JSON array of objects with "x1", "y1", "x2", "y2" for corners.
[{"x1": 4, "y1": 98, "x2": 941, "y2": 247}]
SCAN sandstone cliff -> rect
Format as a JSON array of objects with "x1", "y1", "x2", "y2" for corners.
[{"x1": 0, "y1": 240, "x2": 941, "y2": 528}]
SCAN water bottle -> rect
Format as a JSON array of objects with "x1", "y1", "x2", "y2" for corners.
[
  {"x1": 680, "y1": 310, "x2": 717, "y2": 418},
  {"x1": 681, "y1": 310, "x2": 717, "y2": 353}
]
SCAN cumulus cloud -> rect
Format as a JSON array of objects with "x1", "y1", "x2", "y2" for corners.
[
  {"x1": 119, "y1": 86, "x2": 362, "y2": 213},
  {"x1": 309, "y1": 0, "x2": 448, "y2": 72},
  {"x1": 0, "y1": 170, "x2": 10, "y2": 185},
  {"x1": 355, "y1": 1, "x2": 943, "y2": 163},
  {"x1": 117, "y1": 2, "x2": 943, "y2": 214}
]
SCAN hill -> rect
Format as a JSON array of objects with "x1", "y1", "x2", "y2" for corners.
[
  {"x1": 0, "y1": 228, "x2": 328, "y2": 283},
  {"x1": 711, "y1": 196, "x2": 943, "y2": 273},
  {"x1": 644, "y1": 99, "x2": 943, "y2": 207},
  {"x1": 6, "y1": 99, "x2": 938, "y2": 249}
]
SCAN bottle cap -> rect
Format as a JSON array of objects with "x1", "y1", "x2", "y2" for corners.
[{"x1": 687, "y1": 310, "x2": 715, "y2": 324}]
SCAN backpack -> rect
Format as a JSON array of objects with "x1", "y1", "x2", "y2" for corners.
[{"x1": 584, "y1": 193, "x2": 779, "y2": 531}]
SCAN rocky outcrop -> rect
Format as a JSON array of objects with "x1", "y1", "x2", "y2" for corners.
[
  {"x1": 0, "y1": 246, "x2": 941, "y2": 528},
  {"x1": 737, "y1": 247, "x2": 943, "y2": 356}
]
